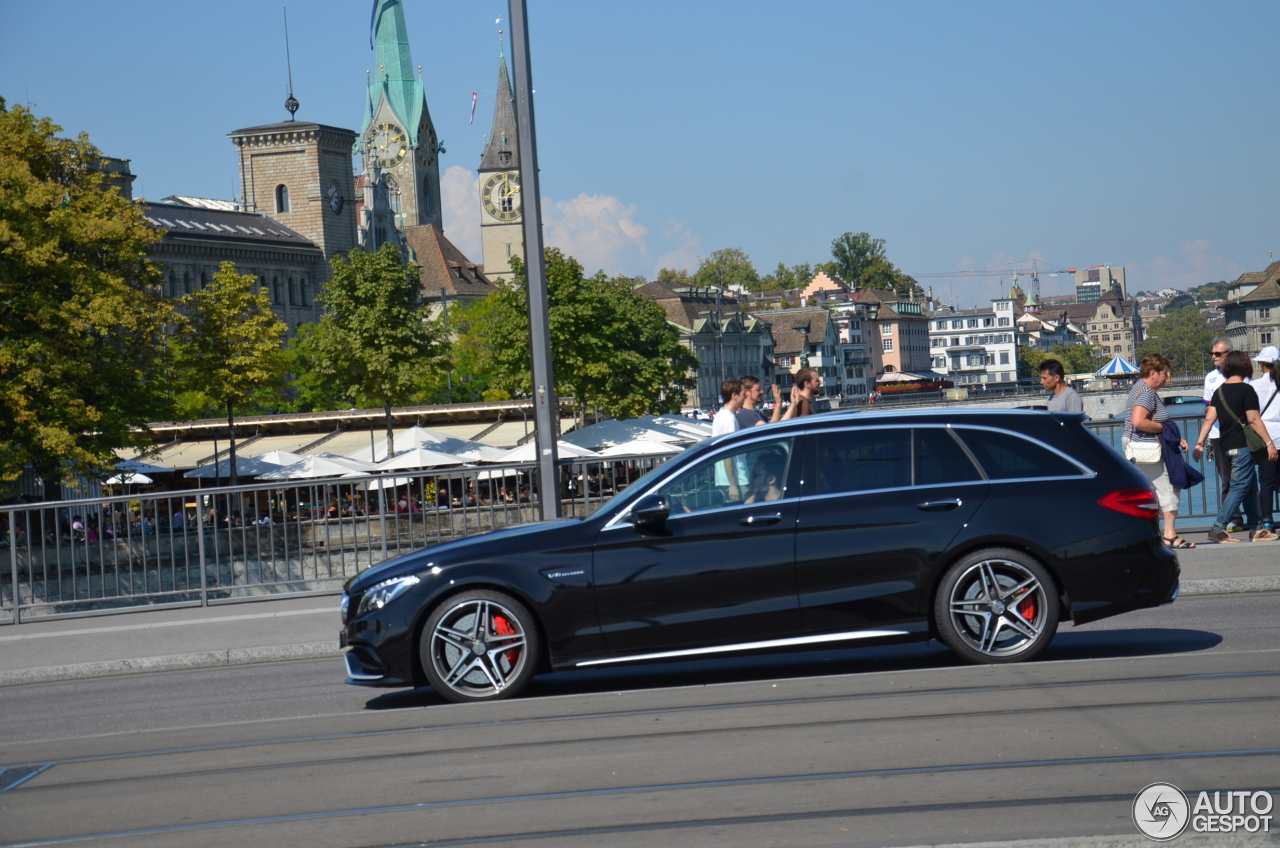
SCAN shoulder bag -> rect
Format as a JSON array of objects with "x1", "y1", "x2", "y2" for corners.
[
  {"x1": 1124, "y1": 387, "x2": 1164, "y2": 464},
  {"x1": 1216, "y1": 386, "x2": 1272, "y2": 459}
]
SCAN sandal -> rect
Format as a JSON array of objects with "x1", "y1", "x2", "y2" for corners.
[
  {"x1": 1252, "y1": 529, "x2": 1278, "y2": 542},
  {"x1": 1163, "y1": 535, "x2": 1196, "y2": 549},
  {"x1": 1208, "y1": 530, "x2": 1241, "y2": 544}
]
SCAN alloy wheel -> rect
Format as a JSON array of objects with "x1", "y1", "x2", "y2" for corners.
[
  {"x1": 947, "y1": 558, "x2": 1049, "y2": 658},
  {"x1": 428, "y1": 598, "x2": 529, "y2": 699}
]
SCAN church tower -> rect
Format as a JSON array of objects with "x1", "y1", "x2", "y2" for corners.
[
  {"x1": 358, "y1": 0, "x2": 442, "y2": 249},
  {"x1": 478, "y1": 54, "x2": 523, "y2": 282}
]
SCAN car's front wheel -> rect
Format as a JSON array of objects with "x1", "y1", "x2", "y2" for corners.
[
  {"x1": 934, "y1": 549, "x2": 1059, "y2": 664},
  {"x1": 420, "y1": 590, "x2": 541, "y2": 703}
]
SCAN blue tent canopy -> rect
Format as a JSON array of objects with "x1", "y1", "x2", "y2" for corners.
[{"x1": 1096, "y1": 356, "x2": 1139, "y2": 376}]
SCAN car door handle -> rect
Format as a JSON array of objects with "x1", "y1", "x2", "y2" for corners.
[
  {"x1": 739, "y1": 513, "x2": 782, "y2": 527},
  {"x1": 917, "y1": 498, "x2": 962, "y2": 512}
]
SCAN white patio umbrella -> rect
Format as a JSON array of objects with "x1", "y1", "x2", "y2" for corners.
[
  {"x1": 360, "y1": 476, "x2": 413, "y2": 491},
  {"x1": 643, "y1": 415, "x2": 713, "y2": 438},
  {"x1": 489, "y1": 441, "x2": 600, "y2": 463},
  {"x1": 106, "y1": 472, "x2": 153, "y2": 485},
  {"x1": 256, "y1": 454, "x2": 375, "y2": 480},
  {"x1": 347, "y1": 425, "x2": 508, "y2": 463},
  {"x1": 561, "y1": 419, "x2": 688, "y2": 450},
  {"x1": 255, "y1": 449, "x2": 306, "y2": 466},
  {"x1": 185, "y1": 455, "x2": 294, "y2": 479},
  {"x1": 113, "y1": 458, "x2": 171, "y2": 474},
  {"x1": 597, "y1": 439, "x2": 685, "y2": 457},
  {"x1": 375, "y1": 447, "x2": 467, "y2": 471}
]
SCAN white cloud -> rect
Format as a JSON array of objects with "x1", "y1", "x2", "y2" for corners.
[
  {"x1": 1139, "y1": 239, "x2": 1242, "y2": 291},
  {"x1": 440, "y1": 170, "x2": 700, "y2": 280},
  {"x1": 440, "y1": 165, "x2": 481, "y2": 261}
]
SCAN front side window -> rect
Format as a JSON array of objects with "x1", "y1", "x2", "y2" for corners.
[
  {"x1": 657, "y1": 439, "x2": 794, "y2": 515},
  {"x1": 883, "y1": 338, "x2": 893, "y2": 351},
  {"x1": 955, "y1": 428, "x2": 1083, "y2": 480},
  {"x1": 813, "y1": 429, "x2": 910, "y2": 494},
  {"x1": 275, "y1": 184, "x2": 290, "y2": 213}
]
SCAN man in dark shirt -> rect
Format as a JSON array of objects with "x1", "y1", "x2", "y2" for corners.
[{"x1": 736, "y1": 375, "x2": 768, "y2": 428}]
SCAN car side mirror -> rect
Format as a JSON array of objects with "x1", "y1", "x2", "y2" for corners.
[{"x1": 630, "y1": 494, "x2": 669, "y2": 526}]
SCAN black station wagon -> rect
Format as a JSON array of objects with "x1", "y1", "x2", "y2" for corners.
[{"x1": 341, "y1": 409, "x2": 1179, "y2": 702}]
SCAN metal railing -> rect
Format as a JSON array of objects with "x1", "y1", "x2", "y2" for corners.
[{"x1": 0, "y1": 454, "x2": 671, "y2": 624}]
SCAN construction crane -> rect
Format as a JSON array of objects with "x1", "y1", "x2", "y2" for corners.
[{"x1": 906, "y1": 259, "x2": 1078, "y2": 304}]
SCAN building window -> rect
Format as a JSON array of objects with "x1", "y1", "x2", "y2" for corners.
[
  {"x1": 275, "y1": 184, "x2": 290, "y2": 213},
  {"x1": 200, "y1": 271, "x2": 208, "y2": 289},
  {"x1": 1262, "y1": 308, "x2": 1272, "y2": 321},
  {"x1": 1000, "y1": 351, "x2": 1010, "y2": 365},
  {"x1": 998, "y1": 317, "x2": 1010, "y2": 327},
  {"x1": 506, "y1": 243, "x2": 512, "y2": 257},
  {"x1": 967, "y1": 319, "x2": 978, "y2": 328},
  {"x1": 982, "y1": 318, "x2": 993, "y2": 327},
  {"x1": 882, "y1": 338, "x2": 893, "y2": 351},
  {"x1": 183, "y1": 271, "x2": 192, "y2": 294},
  {"x1": 881, "y1": 323, "x2": 893, "y2": 336},
  {"x1": 952, "y1": 320, "x2": 962, "y2": 329},
  {"x1": 1263, "y1": 332, "x2": 1274, "y2": 345},
  {"x1": 271, "y1": 276, "x2": 283, "y2": 305},
  {"x1": 299, "y1": 277, "x2": 310, "y2": 306},
  {"x1": 951, "y1": 337, "x2": 960, "y2": 346},
  {"x1": 288, "y1": 277, "x2": 297, "y2": 306},
  {"x1": 168, "y1": 272, "x2": 178, "y2": 298}
]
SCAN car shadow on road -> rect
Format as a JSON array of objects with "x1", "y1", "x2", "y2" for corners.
[{"x1": 360, "y1": 627, "x2": 1221, "y2": 710}]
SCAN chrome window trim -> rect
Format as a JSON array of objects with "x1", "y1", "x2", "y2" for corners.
[
  {"x1": 601, "y1": 495, "x2": 802, "y2": 531},
  {"x1": 574, "y1": 627, "x2": 910, "y2": 667},
  {"x1": 603, "y1": 433, "x2": 798, "y2": 529}
]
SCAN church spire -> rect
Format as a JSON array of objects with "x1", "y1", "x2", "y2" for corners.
[
  {"x1": 368, "y1": 0, "x2": 426, "y2": 145},
  {"x1": 479, "y1": 54, "x2": 519, "y2": 171}
]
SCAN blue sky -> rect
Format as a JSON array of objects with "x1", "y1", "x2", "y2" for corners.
[{"x1": 3, "y1": 0, "x2": 1278, "y2": 306}]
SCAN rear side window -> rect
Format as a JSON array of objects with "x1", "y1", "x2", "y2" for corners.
[
  {"x1": 914, "y1": 428, "x2": 982, "y2": 485},
  {"x1": 955, "y1": 428, "x2": 1083, "y2": 480},
  {"x1": 814, "y1": 429, "x2": 910, "y2": 494}
]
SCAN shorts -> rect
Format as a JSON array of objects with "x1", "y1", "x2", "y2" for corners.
[{"x1": 1136, "y1": 460, "x2": 1178, "y2": 514}]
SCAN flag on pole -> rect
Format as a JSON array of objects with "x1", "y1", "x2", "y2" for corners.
[{"x1": 469, "y1": 92, "x2": 478, "y2": 124}]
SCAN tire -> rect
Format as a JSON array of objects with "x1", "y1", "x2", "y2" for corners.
[
  {"x1": 419, "y1": 589, "x2": 541, "y2": 703},
  {"x1": 934, "y1": 548, "x2": 1059, "y2": 665}
]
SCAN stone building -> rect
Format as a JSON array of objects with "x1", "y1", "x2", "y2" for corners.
[
  {"x1": 1075, "y1": 266, "x2": 1127, "y2": 303},
  {"x1": 749, "y1": 308, "x2": 842, "y2": 399},
  {"x1": 142, "y1": 198, "x2": 324, "y2": 336},
  {"x1": 477, "y1": 54, "x2": 523, "y2": 282},
  {"x1": 1060, "y1": 291, "x2": 1142, "y2": 358},
  {"x1": 1223, "y1": 262, "x2": 1280, "y2": 353},
  {"x1": 638, "y1": 283, "x2": 774, "y2": 409},
  {"x1": 928, "y1": 298, "x2": 1019, "y2": 385},
  {"x1": 856, "y1": 289, "x2": 932, "y2": 376}
]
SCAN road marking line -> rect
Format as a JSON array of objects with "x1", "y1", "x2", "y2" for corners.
[{"x1": 0, "y1": 608, "x2": 334, "y2": 643}]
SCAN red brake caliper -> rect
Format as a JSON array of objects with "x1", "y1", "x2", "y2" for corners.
[
  {"x1": 492, "y1": 615, "x2": 520, "y2": 667},
  {"x1": 1016, "y1": 592, "x2": 1037, "y2": 621}
]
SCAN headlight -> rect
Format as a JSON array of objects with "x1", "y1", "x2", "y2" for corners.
[
  {"x1": 356, "y1": 575, "x2": 421, "y2": 617},
  {"x1": 340, "y1": 592, "x2": 350, "y2": 623}
]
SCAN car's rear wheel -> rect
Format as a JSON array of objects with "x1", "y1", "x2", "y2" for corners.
[
  {"x1": 935, "y1": 549, "x2": 1058, "y2": 664},
  {"x1": 420, "y1": 590, "x2": 540, "y2": 703}
]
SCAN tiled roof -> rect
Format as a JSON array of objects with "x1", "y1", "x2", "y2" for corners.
[
  {"x1": 749, "y1": 308, "x2": 830, "y2": 356},
  {"x1": 228, "y1": 120, "x2": 355, "y2": 137},
  {"x1": 1240, "y1": 278, "x2": 1280, "y2": 303},
  {"x1": 635, "y1": 281, "x2": 681, "y2": 300},
  {"x1": 142, "y1": 202, "x2": 317, "y2": 248},
  {"x1": 403, "y1": 224, "x2": 496, "y2": 299}
]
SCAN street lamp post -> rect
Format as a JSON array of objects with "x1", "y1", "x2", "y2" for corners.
[{"x1": 508, "y1": 0, "x2": 561, "y2": 519}]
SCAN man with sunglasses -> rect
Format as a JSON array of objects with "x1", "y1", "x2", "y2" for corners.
[{"x1": 1205, "y1": 338, "x2": 1243, "y2": 529}]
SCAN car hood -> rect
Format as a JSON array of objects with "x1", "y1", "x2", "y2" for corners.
[{"x1": 347, "y1": 518, "x2": 585, "y2": 592}]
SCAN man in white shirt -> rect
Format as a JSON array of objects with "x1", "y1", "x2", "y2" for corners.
[
  {"x1": 1204, "y1": 338, "x2": 1237, "y2": 525},
  {"x1": 712, "y1": 379, "x2": 744, "y2": 437}
]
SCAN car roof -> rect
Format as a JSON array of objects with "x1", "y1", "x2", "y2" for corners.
[{"x1": 707, "y1": 407, "x2": 1081, "y2": 444}]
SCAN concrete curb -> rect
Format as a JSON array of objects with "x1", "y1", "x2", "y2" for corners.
[
  {"x1": 1180, "y1": 576, "x2": 1280, "y2": 596},
  {"x1": 0, "y1": 641, "x2": 341, "y2": 688}
]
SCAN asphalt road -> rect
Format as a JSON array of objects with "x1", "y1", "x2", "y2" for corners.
[{"x1": 1, "y1": 592, "x2": 1278, "y2": 848}]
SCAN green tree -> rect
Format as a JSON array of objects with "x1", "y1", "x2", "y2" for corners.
[
  {"x1": 290, "y1": 244, "x2": 446, "y2": 457},
  {"x1": 655, "y1": 267, "x2": 692, "y2": 286},
  {"x1": 1139, "y1": 304, "x2": 1215, "y2": 377},
  {"x1": 758, "y1": 261, "x2": 838, "y2": 292},
  {"x1": 0, "y1": 99, "x2": 174, "y2": 489},
  {"x1": 829, "y1": 231, "x2": 921, "y2": 298},
  {"x1": 693, "y1": 248, "x2": 760, "y2": 291},
  {"x1": 171, "y1": 262, "x2": 287, "y2": 484},
  {"x1": 480, "y1": 249, "x2": 697, "y2": 425},
  {"x1": 1017, "y1": 342, "x2": 1108, "y2": 380}
]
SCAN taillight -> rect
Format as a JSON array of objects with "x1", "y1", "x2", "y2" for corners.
[{"x1": 1098, "y1": 488, "x2": 1161, "y2": 519}]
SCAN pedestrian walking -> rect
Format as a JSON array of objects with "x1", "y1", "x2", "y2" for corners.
[
  {"x1": 1124, "y1": 354, "x2": 1194, "y2": 549},
  {"x1": 1248, "y1": 346, "x2": 1280, "y2": 537},
  {"x1": 1193, "y1": 350, "x2": 1279, "y2": 543},
  {"x1": 736, "y1": 376, "x2": 769, "y2": 428},
  {"x1": 1204, "y1": 338, "x2": 1242, "y2": 528},
  {"x1": 712, "y1": 379, "x2": 745, "y2": 437},
  {"x1": 1039, "y1": 358, "x2": 1085, "y2": 415}
]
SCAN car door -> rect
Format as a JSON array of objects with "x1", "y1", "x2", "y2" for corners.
[
  {"x1": 592, "y1": 436, "x2": 803, "y2": 654},
  {"x1": 794, "y1": 425, "x2": 989, "y2": 634}
]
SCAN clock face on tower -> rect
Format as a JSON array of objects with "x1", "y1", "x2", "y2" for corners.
[
  {"x1": 416, "y1": 127, "x2": 437, "y2": 169},
  {"x1": 366, "y1": 122, "x2": 408, "y2": 168},
  {"x1": 481, "y1": 171, "x2": 521, "y2": 221}
]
